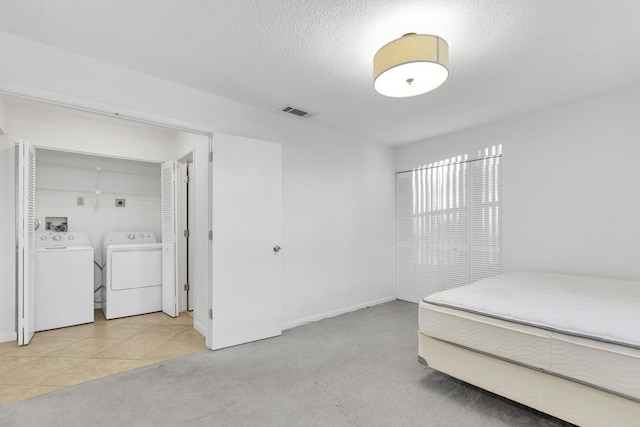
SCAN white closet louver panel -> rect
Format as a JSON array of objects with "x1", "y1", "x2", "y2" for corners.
[
  {"x1": 18, "y1": 140, "x2": 37, "y2": 345},
  {"x1": 470, "y1": 157, "x2": 502, "y2": 282},
  {"x1": 417, "y1": 168, "x2": 441, "y2": 300},
  {"x1": 27, "y1": 146, "x2": 37, "y2": 337},
  {"x1": 161, "y1": 161, "x2": 177, "y2": 316},
  {"x1": 161, "y1": 163, "x2": 175, "y2": 245},
  {"x1": 397, "y1": 172, "x2": 417, "y2": 302},
  {"x1": 417, "y1": 213, "x2": 441, "y2": 299},
  {"x1": 28, "y1": 147, "x2": 36, "y2": 267},
  {"x1": 441, "y1": 162, "x2": 469, "y2": 290}
]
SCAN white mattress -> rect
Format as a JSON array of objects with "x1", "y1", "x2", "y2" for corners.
[
  {"x1": 419, "y1": 271, "x2": 640, "y2": 401},
  {"x1": 424, "y1": 271, "x2": 640, "y2": 347}
]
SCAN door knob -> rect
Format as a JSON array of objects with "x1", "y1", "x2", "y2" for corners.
[{"x1": 273, "y1": 245, "x2": 281, "y2": 253}]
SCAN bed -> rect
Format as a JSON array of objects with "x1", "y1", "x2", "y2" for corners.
[{"x1": 418, "y1": 271, "x2": 640, "y2": 427}]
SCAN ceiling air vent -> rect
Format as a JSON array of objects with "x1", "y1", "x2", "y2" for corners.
[{"x1": 280, "y1": 105, "x2": 314, "y2": 118}]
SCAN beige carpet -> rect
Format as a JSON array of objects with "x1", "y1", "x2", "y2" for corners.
[{"x1": 0, "y1": 301, "x2": 572, "y2": 426}]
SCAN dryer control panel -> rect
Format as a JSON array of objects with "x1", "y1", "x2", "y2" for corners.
[{"x1": 103, "y1": 231, "x2": 158, "y2": 245}]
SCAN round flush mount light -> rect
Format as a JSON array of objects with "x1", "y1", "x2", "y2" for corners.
[{"x1": 373, "y1": 33, "x2": 449, "y2": 97}]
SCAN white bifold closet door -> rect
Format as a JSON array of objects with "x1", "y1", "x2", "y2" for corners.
[
  {"x1": 470, "y1": 156, "x2": 502, "y2": 282},
  {"x1": 17, "y1": 139, "x2": 36, "y2": 345},
  {"x1": 396, "y1": 172, "x2": 417, "y2": 302},
  {"x1": 161, "y1": 160, "x2": 179, "y2": 317},
  {"x1": 417, "y1": 167, "x2": 443, "y2": 299},
  {"x1": 441, "y1": 162, "x2": 469, "y2": 291},
  {"x1": 396, "y1": 154, "x2": 501, "y2": 303}
]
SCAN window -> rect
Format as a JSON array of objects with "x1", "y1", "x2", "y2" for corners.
[{"x1": 397, "y1": 146, "x2": 502, "y2": 303}]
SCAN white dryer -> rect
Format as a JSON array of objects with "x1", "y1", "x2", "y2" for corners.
[
  {"x1": 102, "y1": 231, "x2": 162, "y2": 320},
  {"x1": 35, "y1": 231, "x2": 94, "y2": 331}
]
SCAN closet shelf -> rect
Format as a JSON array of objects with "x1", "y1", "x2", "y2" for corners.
[
  {"x1": 36, "y1": 187, "x2": 160, "y2": 199},
  {"x1": 37, "y1": 160, "x2": 159, "y2": 177}
]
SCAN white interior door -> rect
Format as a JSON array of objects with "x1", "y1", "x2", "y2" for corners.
[
  {"x1": 17, "y1": 139, "x2": 36, "y2": 345},
  {"x1": 210, "y1": 134, "x2": 282, "y2": 350},
  {"x1": 161, "y1": 160, "x2": 178, "y2": 317}
]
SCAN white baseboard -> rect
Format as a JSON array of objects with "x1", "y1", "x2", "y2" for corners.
[
  {"x1": 282, "y1": 295, "x2": 397, "y2": 331},
  {"x1": 0, "y1": 331, "x2": 17, "y2": 344},
  {"x1": 194, "y1": 319, "x2": 207, "y2": 337}
]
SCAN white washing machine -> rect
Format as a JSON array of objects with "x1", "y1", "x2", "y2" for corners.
[
  {"x1": 35, "y1": 231, "x2": 95, "y2": 331},
  {"x1": 102, "y1": 231, "x2": 162, "y2": 320}
]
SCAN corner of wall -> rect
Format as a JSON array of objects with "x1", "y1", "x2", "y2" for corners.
[
  {"x1": 0, "y1": 331, "x2": 17, "y2": 344},
  {"x1": 282, "y1": 295, "x2": 397, "y2": 331}
]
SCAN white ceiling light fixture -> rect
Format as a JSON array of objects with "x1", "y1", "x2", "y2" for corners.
[{"x1": 373, "y1": 33, "x2": 449, "y2": 97}]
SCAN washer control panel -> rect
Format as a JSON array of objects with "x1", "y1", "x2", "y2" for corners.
[{"x1": 36, "y1": 232, "x2": 91, "y2": 247}]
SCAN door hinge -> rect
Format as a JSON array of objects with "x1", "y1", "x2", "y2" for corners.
[
  {"x1": 183, "y1": 283, "x2": 190, "y2": 291},
  {"x1": 209, "y1": 308, "x2": 213, "y2": 319},
  {"x1": 183, "y1": 175, "x2": 190, "y2": 184},
  {"x1": 184, "y1": 229, "x2": 190, "y2": 238},
  {"x1": 209, "y1": 230, "x2": 213, "y2": 240},
  {"x1": 209, "y1": 152, "x2": 213, "y2": 162}
]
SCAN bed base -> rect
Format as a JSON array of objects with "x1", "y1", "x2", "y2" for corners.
[{"x1": 419, "y1": 333, "x2": 640, "y2": 427}]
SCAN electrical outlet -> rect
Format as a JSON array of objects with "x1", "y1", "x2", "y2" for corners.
[
  {"x1": 77, "y1": 196, "x2": 84, "y2": 206},
  {"x1": 115, "y1": 198, "x2": 126, "y2": 207}
]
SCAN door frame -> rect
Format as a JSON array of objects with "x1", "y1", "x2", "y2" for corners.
[
  {"x1": 2, "y1": 87, "x2": 215, "y2": 349},
  {"x1": 176, "y1": 156, "x2": 194, "y2": 313}
]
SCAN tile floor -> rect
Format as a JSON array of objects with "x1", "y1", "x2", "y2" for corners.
[{"x1": 0, "y1": 310, "x2": 206, "y2": 406}]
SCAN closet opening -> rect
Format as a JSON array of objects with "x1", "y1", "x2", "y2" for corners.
[{"x1": 9, "y1": 94, "x2": 210, "y2": 351}]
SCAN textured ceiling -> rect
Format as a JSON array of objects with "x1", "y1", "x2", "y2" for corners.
[{"x1": 0, "y1": 0, "x2": 639, "y2": 146}]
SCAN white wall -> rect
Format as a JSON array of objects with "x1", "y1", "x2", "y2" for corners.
[
  {"x1": 0, "y1": 96, "x2": 16, "y2": 342},
  {"x1": 0, "y1": 95, "x2": 5, "y2": 132},
  {"x1": 281, "y1": 136, "x2": 396, "y2": 327},
  {"x1": 396, "y1": 85, "x2": 640, "y2": 281},
  {"x1": 0, "y1": 32, "x2": 396, "y2": 341},
  {"x1": 35, "y1": 150, "x2": 161, "y2": 245},
  {"x1": 5, "y1": 102, "x2": 180, "y2": 162}
]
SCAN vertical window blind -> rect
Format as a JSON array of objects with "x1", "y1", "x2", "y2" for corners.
[{"x1": 397, "y1": 149, "x2": 502, "y2": 303}]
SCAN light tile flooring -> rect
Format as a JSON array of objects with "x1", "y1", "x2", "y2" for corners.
[{"x1": 0, "y1": 310, "x2": 206, "y2": 406}]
